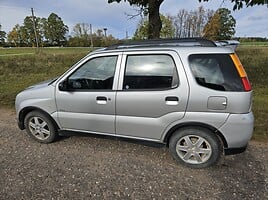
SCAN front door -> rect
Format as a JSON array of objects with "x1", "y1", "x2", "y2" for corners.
[{"x1": 55, "y1": 54, "x2": 121, "y2": 134}]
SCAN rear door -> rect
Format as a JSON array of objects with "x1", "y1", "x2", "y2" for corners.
[{"x1": 115, "y1": 50, "x2": 189, "y2": 140}]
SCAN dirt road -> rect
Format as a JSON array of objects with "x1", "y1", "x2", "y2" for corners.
[{"x1": 0, "y1": 108, "x2": 267, "y2": 199}]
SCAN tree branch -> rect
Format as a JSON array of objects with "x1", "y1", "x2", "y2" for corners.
[{"x1": 125, "y1": 6, "x2": 146, "y2": 20}]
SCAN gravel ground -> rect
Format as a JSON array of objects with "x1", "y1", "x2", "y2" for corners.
[{"x1": 0, "y1": 108, "x2": 267, "y2": 200}]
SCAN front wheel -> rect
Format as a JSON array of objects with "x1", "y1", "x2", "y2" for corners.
[
  {"x1": 24, "y1": 111, "x2": 58, "y2": 143},
  {"x1": 169, "y1": 127, "x2": 222, "y2": 168}
]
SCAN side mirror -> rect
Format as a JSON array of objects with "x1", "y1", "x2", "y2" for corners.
[{"x1": 58, "y1": 80, "x2": 69, "y2": 91}]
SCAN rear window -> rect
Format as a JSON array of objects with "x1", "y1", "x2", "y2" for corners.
[{"x1": 189, "y1": 54, "x2": 244, "y2": 91}]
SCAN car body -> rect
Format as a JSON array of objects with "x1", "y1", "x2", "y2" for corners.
[{"x1": 15, "y1": 38, "x2": 254, "y2": 168}]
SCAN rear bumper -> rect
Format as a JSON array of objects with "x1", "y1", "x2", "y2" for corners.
[
  {"x1": 219, "y1": 112, "x2": 254, "y2": 148},
  {"x1": 224, "y1": 145, "x2": 247, "y2": 155}
]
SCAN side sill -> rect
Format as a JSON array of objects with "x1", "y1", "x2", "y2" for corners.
[
  {"x1": 224, "y1": 145, "x2": 247, "y2": 155},
  {"x1": 59, "y1": 129, "x2": 164, "y2": 144}
]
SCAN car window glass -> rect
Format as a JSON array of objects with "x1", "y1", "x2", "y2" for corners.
[
  {"x1": 123, "y1": 55, "x2": 178, "y2": 90},
  {"x1": 190, "y1": 57, "x2": 224, "y2": 85},
  {"x1": 189, "y1": 54, "x2": 244, "y2": 91},
  {"x1": 68, "y1": 56, "x2": 117, "y2": 90}
]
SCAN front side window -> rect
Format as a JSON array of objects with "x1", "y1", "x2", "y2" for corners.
[
  {"x1": 189, "y1": 54, "x2": 244, "y2": 91},
  {"x1": 68, "y1": 56, "x2": 117, "y2": 90},
  {"x1": 123, "y1": 54, "x2": 178, "y2": 90}
]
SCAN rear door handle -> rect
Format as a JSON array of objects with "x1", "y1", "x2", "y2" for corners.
[
  {"x1": 96, "y1": 96, "x2": 107, "y2": 105},
  {"x1": 165, "y1": 96, "x2": 179, "y2": 105}
]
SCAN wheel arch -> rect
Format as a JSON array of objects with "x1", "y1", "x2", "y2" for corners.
[
  {"x1": 18, "y1": 107, "x2": 60, "y2": 130},
  {"x1": 163, "y1": 122, "x2": 228, "y2": 148}
]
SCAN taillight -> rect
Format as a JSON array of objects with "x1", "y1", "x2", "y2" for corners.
[
  {"x1": 230, "y1": 54, "x2": 252, "y2": 91},
  {"x1": 241, "y1": 77, "x2": 252, "y2": 91}
]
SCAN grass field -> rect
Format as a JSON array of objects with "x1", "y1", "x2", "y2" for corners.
[
  {"x1": 240, "y1": 41, "x2": 268, "y2": 46},
  {"x1": 0, "y1": 47, "x2": 93, "y2": 55},
  {"x1": 0, "y1": 46, "x2": 267, "y2": 141},
  {"x1": 0, "y1": 47, "x2": 91, "y2": 107},
  {"x1": 236, "y1": 46, "x2": 268, "y2": 141}
]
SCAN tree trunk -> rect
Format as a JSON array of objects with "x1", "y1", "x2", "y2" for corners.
[{"x1": 148, "y1": 0, "x2": 163, "y2": 39}]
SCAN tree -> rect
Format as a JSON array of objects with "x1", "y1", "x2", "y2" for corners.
[
  {"x1": 133, "y1": 14, "x2": 174, "y2": 39},
  {"x1": 108, "y1": 0, "x2": 267, "y2": 39},
  {"x1": 108, "y1": 0, "x2": 163, "y2": 39},
  {"x1": 0, "y1": 24, "x2": 6, "y2": 46},
  {"x1": 7, "y1": 12, "x2": 68, "y2": 47},
  {"x1": 68, "y1": 26, "x2": 119, "y2": 47},
  {"x1": 173, "y1": 9, "x2": 187, "y2": 38},
  {"x1": 73, "y1": 23, "x2": 90, "y2": 39},
  {"x1": 43, "y1": 13, "x2": 69, "y2": 45},
  {"x1": 20, "y1": 16, "x2": 44, "y2": 47},
  {"x1": 172, "y1": 6, "x2": 214, "y2": 38},
  {"x1": 8, "y1": 15, "x2": 45, "y2": 47},
  {"x1": 7, "y1": 24, "x2": 22, "y2": 46},
  {"x1": 103, "y1": 34, "x2": 120, "y2": 46},
  {"x1": 203, "y1": 8, "x2": 236, "y2": 40},
  {"x1": 69, "y1": 23, "x2": 91, "y2": 47}
]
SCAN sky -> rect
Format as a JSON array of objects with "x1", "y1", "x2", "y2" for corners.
[{"x1": 0, "y1": 0, "x2": 267, "y2": 39}]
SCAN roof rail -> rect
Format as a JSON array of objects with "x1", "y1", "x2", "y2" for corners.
[{"x1": 106, "y1": 38, "x2": 216, "y2": 50}]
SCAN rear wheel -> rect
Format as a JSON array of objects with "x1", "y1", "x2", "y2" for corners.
[
  {"x1": 169, "y1": 127, "x2": 222, "y2": 168},
  {"x1": 24, "y1": 111, "x2": 58, "y2": 143}
]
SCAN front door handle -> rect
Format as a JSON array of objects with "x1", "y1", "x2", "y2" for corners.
[
  {"x1": 165, "y1": 96, "x2": 179, "y2": 105},
  {"x1": 96, "y1": 96, "x2": 107, "y2": 105}
]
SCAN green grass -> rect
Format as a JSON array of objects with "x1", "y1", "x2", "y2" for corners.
[
  {"x1": 0, "y1": 47, "x2": 94, "y2": 55},
  {"x1": 0, "y1": 46, "x2": 267, "y2": 141},
  {"x1": 0, "y1": 47, "x2": 35, "y2": 55},
  {"x1": 0, "y1": 47, "x2": 91, "y2": 107},
  {"x1": 239, "y1": 41, "x2": 268, "y2": 46},
  {"x1": 236, "y1": 46, "x2": 268, "y2": 141},
  {"x1": 251, "y1": 89, "x2": 268, "y2": 141}
]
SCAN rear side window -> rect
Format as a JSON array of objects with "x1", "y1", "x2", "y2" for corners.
[
  {"x1": 189, "y1": 54, "x2": 244, "y2": 91},
  {"x1": 123, "y1": 54, "x2": 179, "y2": 90}
]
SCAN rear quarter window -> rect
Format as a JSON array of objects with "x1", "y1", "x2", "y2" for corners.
[{"x1": 189, "y1": 54, "x2": 244, "y2": 91}]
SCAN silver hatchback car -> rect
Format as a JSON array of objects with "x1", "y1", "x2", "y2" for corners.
[{"x1": 15, "y1": 38, "x2": 254, "y2": 168}]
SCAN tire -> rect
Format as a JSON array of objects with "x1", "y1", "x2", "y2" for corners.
[
  {"x1": 24, "y1": 111, "x2": 58, "y2": 143},
  {"x1": 169, "y1": 127, "x2": 222, "y2": 168}
]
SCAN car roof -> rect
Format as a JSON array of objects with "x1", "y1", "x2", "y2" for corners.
[
  {"x1": 91, "y1": 38, "x2": 234, "y2": 55},
  {"x1": 105, "y1": 38, "x2": 216, "y2": 50}
]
